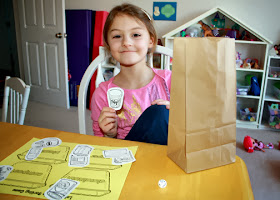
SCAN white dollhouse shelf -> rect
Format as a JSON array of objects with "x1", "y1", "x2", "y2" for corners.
[
  {"x1": 162, "y1": 7, "x2": 273, "y2": 129},
  {"x1": 163, "y1": 7, "x2": 272, "y2": 46}
]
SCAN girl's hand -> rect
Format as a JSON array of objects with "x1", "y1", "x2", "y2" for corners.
[
  {"x1": 151, "y1": 99, "x2": 170, "y2": 110},
  {"x1": 98, "y1": 107, "x2": 118, "y2": 138}
]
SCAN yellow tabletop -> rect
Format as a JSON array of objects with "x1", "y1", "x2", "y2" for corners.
[{"x1": 0, "y1": 122, "x2": 254, "y2": 200}]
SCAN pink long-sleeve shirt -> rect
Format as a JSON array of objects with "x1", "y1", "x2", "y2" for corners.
[{"x1": 91, "y1": 68, "x2": 172, "y2": 139}]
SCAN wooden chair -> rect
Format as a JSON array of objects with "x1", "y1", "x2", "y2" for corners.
[
  {"x1": 78, "y1": 45, "x2": 173, "y2": 134},
  {"x1": 2, "y1": 76, "x2": 31, "y2": 125}
]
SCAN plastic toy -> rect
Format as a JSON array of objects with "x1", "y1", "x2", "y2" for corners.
[
  {"x1": 212, "y1": 28, "x2": 220, "y2": 37},
  {"x1": 244, "y1": 58, "x2": 260, "y2": 69},
  {"x1": 240, "y1": 108, "x2": 256, "y2": 121},
  {"x1": 248, "y1": 76, "x2": 260, "y2": 96},
  {"x1": 210, "y1": 24, "x2": 220, "y2": 37},
  {"x1": 236, "y1": 51, "x2": 241, "y2": 60},
  {"x1": 236, "y1": 60, "x2": 243, "y2": 68},
  {"x1": 187, "y1": 27, "x2": 199, "y2": 37},
  {"x1": 235, "y1": 52, "x2": 243, "y2": 68},
  {"x1": 269, "y1": 47, "x2": 277, "y2": 56},
  {"x1": 273, "y1": 44, "x2": 280, "y2": 55},
  {"x1": 243, "y1": 62, "x2": 251, "y2": 69},
  {"x1": 211, "y1": 13, "x2": 220, "y2": 28},
  {"x1": 239, "y1": 30, "x2": 254, "y2": 41},
  {"x1": 231, "y1": 23, "x2": 240, "y2": 38},
  {"x1": 225, "y1": 30, "x2": 237, "y2": 39},
  {"x1": 180, "y1": 29, "x2": 187, "y2": 37},
  {"x1": 252, "y1": 62, "x2": 260, "y2": 69},
  {"x1": 211, "y1": 13, "x2": 225, "y2": 29},
  {"x1": 198, "y1": 20, "x2": 214, "y2": 37},
  {"x1": 243, "y1": 135, "x2": 274, "y2": 153}
]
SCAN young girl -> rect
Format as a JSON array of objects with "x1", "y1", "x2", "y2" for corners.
[{"x1": 91, "y1": 3, "x2": 171, "y2": 145}]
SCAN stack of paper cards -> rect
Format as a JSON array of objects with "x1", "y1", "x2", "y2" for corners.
[
  {"x1": 25, "y1": 138, "x2": 62, "y2": 161},
  {"x1": 103, "y1": 148, "x2": 136, "y2": 165},
  {"x1": 68, "y1": 144, "x2": 94, "y2": 167}
]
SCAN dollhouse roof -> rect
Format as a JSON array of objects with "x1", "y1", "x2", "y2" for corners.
[{"x1": 162, "y1": 7, "x2": 272, "y2": 44}]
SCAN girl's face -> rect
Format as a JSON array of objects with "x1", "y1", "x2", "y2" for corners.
[{"x1": 107, "y1": 14, "x2": 154, "y2": 67}]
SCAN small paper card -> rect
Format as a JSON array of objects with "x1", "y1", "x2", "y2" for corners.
[
  {"x1": 25, "y1": 137, "x2": 62, "y2": 161},
  {"x1": 25, "y1": 147, "x2": 43, "y2": 161},
  {"x1": 0, "y1": 165, "x2": 13, "y2": 182},
  {"x1": 32, "y1": 137, "x2": 62, "y2": 148},
  {"x1": 103, "y1": 148, "x2": 136, "y2": 165},
  {"x1": 107, "y1": 87, "x2": 124, "y2": 110},
  {"x1": 44, "y1": 178, "x2": 79, "y2": 200},
  {"x1": 68, "y1": 145, "x2": 94, "y2": 167},
  {"x1": 112, "y1": 150, "x2": 136, "y2": 165},
  {"x1": 103, "y1": 148, "x2": 129, "y2": 158}
]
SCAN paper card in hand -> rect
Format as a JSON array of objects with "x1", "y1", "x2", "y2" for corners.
[
  {"x1": 167, "y1": 37, "x2": 236, "y2": 173},
  {"x1": 107, "y1": 87, "x2": 124, "y2": 110}
]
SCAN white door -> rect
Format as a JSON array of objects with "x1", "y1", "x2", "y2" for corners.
[{"x1": 17, "y1": 0, "x2": 69, "y2": 108}]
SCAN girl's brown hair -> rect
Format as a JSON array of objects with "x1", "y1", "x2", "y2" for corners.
[{"x1": 103, "y1": 3, "x2": 157, "y2": 53}]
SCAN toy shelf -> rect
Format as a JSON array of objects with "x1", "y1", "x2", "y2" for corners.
[
  {"x1": 259, "y1": 56, "x2": 280, "y2": 130},
  {"x1": 162, "y1": 7, "x2": 271, "y2": 129},
  {"x1": 236, "y1": 68, "x2": 264, "y2": 72},
  {"x1": 236, "y1": 95, "x2": 260, "y2": 99},
  {"x1": 236, "y1": 120, "x2": 259, "y2": 129}
]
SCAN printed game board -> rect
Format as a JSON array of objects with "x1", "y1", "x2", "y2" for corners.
[{"x1": 0, "y1": 138, "x2": 137, "y2": 200}]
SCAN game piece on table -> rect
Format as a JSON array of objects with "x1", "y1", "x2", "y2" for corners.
[
  {"x1": 103, "y1": 148, "x2": 129, "y2": 158},
  {"x1": 112, "y1": 150, "x2": 136, "y2": 165},
  {"x1": 32, "y1": 137, "x2": 62, "y2": 148},
  {"x1": 25, "y1": 147, "x2": 43, "y2": 160},
  {"x1": 44, "y1": 179, "x2": 79, "y2": 200},
  {"x1": 158, "y1": 179, "x2": 167, "y2": 188},
  {"x1": 0, "y1": 165, "x2": 13, "y2": 182},
  {"x1": 103, "y1": 148, "x2": 136, "y2": 165},
  {"x1": 68, "y1": 144, "x2": 94, "y2": 167}
]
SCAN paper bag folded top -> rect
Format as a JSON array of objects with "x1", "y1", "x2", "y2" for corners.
[{"x1": 167, "y1": 37, "x2": 236, "y2": 173}]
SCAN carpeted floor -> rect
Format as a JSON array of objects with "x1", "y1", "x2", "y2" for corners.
[
  {"x1": 236, "y1": 128, "x2": 280, "y2": 200},
  {"x1": 2, "y1": 100, "x2": 280, "y2": 199}
]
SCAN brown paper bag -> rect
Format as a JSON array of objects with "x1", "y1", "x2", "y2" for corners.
[{"x1": 167, "y1": 37, "x2": 236, "y2": 173}]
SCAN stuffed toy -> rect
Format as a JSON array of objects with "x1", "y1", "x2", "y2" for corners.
[{"x1": 243, "y1": 135, "x2": 274, "y2": 153}]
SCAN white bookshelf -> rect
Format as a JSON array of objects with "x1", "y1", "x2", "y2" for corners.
[
  {"x1": 162, "y1": 7, "x2": 271, "y2": 129},
  {"x1": 259, "y1": 55, "x2": 280, "y2": 130}
]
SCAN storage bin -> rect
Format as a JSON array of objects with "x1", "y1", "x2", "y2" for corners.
[
  {"x1": 269, "y1": 67, "x2": 280, "y2": 78},
  {"x1": 273, "y1": 84, "x2": 280, "y2": 99},
  {"x1": 268, "y1": 105, "x2": 280, "y2": 129},
  {"x1": 236, "y1": 85, "x2": 250, "y2": 95},
  {"x1": 239, "y1": 109, "x2": 256, "y2": 122}
]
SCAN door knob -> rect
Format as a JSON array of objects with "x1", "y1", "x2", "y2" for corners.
[{"x1": 55, "y1": 33, "x2": 67, "y2": 38}]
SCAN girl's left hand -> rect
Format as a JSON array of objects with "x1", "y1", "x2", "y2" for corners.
[{"x1": 151, "y1": 99, "x2": 170, "y2": 109}]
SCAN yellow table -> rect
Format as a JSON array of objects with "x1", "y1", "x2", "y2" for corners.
[{"x1": 0, "y1": 122, "x2": 254, "y2": 200}]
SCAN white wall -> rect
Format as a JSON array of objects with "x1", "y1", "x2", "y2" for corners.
[{"x1": 66, "y1": 0, "x2": 280, "y2": 45}]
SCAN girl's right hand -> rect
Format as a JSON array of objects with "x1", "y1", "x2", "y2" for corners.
[{"x1": 98, "y1": 107, "x2": 118, "y2": 138}]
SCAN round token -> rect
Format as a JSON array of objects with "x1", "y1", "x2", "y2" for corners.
[{"x1": 158, "y1": 179, "x2": 167, "y2": 188}]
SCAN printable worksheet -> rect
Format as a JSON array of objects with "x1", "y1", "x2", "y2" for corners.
[{"x1": 0, "y1": 138, "x2": 138, "y2": 200}]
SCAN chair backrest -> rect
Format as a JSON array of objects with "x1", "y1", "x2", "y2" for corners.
[
  {"x1": 78, "y1": 45, "x2": 173, "y2": 134},
  {"x1": 2, "y1": 76, "x2": 31, "y2": 125}
]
